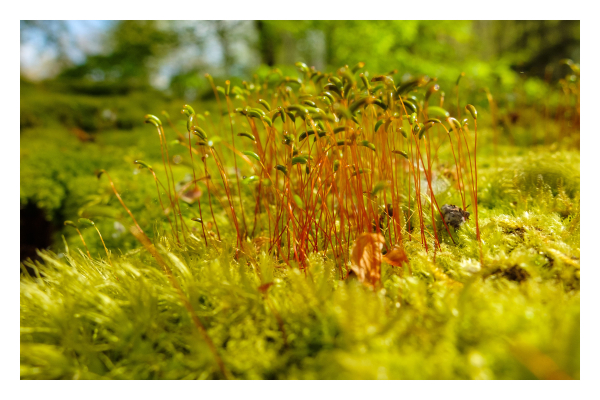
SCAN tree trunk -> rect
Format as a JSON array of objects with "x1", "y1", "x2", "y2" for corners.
[{"x1": 255, "y1": 21, "x2": 276, "y2": 66}]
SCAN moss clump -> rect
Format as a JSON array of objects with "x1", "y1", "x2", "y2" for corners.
[{"x1": 21, "y1": 217, "x2": 579, "y2": 379}]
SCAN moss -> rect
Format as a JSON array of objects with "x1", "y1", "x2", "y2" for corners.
[{"x1": 21, "y1": 63, "x2": 579, "y2": 380}]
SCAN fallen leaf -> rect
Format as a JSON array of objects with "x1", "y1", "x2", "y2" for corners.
[
  {"x1": 350, "y1": 233, "x2": 386, "y2": 287},
  {"x1": 382, "y1": 246, "x2": 408, "y2": 267}
]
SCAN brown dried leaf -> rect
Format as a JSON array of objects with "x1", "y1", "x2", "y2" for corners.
[
  {"x1": 382, "y1": 246, "x2": 408, "y2": 267},
  {"x1": 350, "y1": 233, "x2": 386, "y2": 287}
]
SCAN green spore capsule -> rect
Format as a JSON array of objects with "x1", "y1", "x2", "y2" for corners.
[{"x1": 465, "y1": 104, "x2": 478, "y2": 120}]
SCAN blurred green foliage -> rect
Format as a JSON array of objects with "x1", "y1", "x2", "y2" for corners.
[
  {"x1": 21, "y1": 21, "x2": 579, "y2": 101},
  {"x1": 188, "y1": 20, "x2": 579, "y2": 105},
  {"x1": 21, "y1": 81, "x2": 164, "y2": 131}
]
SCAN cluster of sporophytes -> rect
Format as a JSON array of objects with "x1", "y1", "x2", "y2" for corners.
[
  {"x1": 139, "y1": 62, "x2": 485, "y2": 270},
  {"x1": 21, "y1": 62, "x2": 580, "y2": 379}
]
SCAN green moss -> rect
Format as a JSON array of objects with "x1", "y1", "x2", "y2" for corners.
[
  {"x1": 21, "y1": 222, "x2": 579, "y2": 379},
  {"x1": 20, "y1": 64, "x2": 579, "y2": 380}
]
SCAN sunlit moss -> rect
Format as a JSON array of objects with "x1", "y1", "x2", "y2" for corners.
[
  {"x1": 20, "y1": 62, "x2": 579, "y2": 380},
  {"x1": 21, "y1": 179, "x2": 580, "y2": 379}
]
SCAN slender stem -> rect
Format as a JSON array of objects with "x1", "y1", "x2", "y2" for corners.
[
  {"x1": 148, "y1": 168, "x2": 177, "y2": 243},
  {"x1": 202, "y1": 157, "x2": 221, "y2": 240},
  {"x1": 94, "y1": 226, "x2": 113, "y2": 267},
  {"x1": 71, "y1": 227, "x2": 92, "y2": 258},
  {"x1": 154, "y1": 125, "x2": 181, "y2": 243},
  {"x1": 224, "y1": 85, "x2": 247, "y2": 242},
  {"x1": 186, "y1": 124, "x2": 208, "y2": 245},
  {"x1": 160, "y1": 126, "x2": 188, "y2": 242}
]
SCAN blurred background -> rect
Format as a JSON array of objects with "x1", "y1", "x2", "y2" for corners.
[
  {"x1": 20, "y1": 21, "x2": 580, "y2": 262},
  {"x1": 21, "y1": 21, "x2": 580, "y2": 98}
]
